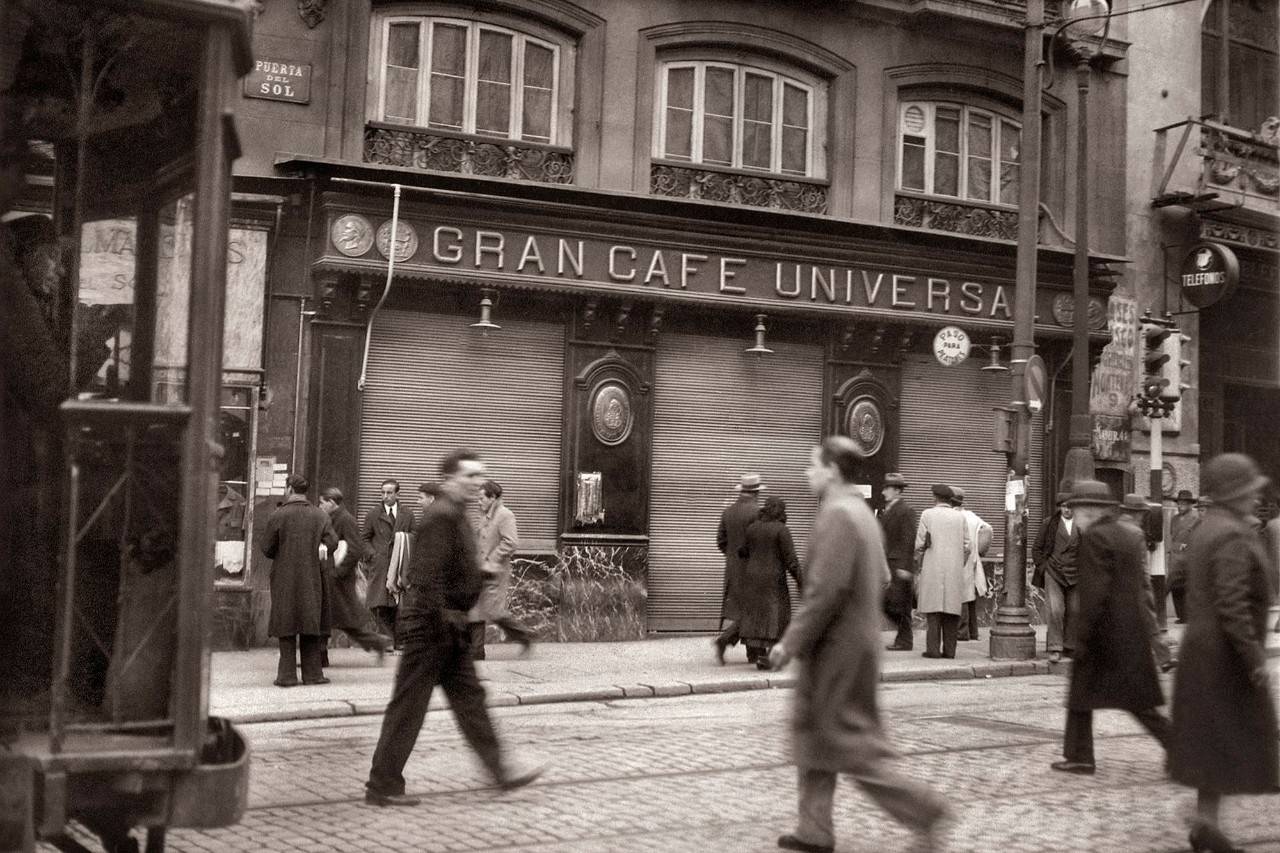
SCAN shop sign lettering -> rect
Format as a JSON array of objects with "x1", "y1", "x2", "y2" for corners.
[
  {"x1": 370, "y1": 221, "x2": 1024, "y2": 322},
  {"x1": 244, "y1": 59, "x2": 311, "y2": 104}
]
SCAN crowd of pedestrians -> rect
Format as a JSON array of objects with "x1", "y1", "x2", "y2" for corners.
[{"x1": 256, "y1": 443, "x2": 1275, "y2": 852}]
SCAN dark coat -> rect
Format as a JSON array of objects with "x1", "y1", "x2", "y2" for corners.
[
  {"x1": 1033, "y1": 511, "x2": 1079, "y2": 589},
  {"x1": 325, "y1": 506, "x2": 372, "y2": 630},
  {"x1": 879, "y1": 498, "x2": 917, "y2": 574},
  {"x1": 405, "y1": 493, "x2": 483, "y2": 615},
  {"x1": 1169, "y1": 507, "x2": 1279, "y2": 794},
  {"x1": 360, "y1": 500, "x2": 416, "y2": 610},
  {"x1": 781, "y1": 484, "x2": 893, "y2": 773},
  {"x1": 1167, "y1": 509, "x2": 1201, "y2": 593},
  {"x1": 261, "y1": 495, "x2": 338, "y2": 637},
  {"x1": 737, "y1": 518, "x2": 801, "y2": 644},
  {"x1": 717, "y1": 494, "x2": 760, "y2": 622},
  {"x1": 1066, "y1": 517, "x2": 1164, "y2": 712}
]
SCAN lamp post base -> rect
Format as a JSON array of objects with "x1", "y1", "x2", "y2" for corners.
[
  {"x1": 1062, "y1": 428, "x2": 1096, "y2": 488},
  {"x1": 989, "y1": 605, "x2": 1038, "y2": 660}
]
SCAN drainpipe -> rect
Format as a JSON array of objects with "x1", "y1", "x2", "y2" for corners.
[{"x1": 357, "y1": 182, "x2": 402, "y2": 391}]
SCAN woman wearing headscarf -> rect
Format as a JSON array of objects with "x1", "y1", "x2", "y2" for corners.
[
  {"x1": 1169, "y1": 453, "x2": 1278, "y2": 853},
  {"x1": 738, "y1": 496, "x2": 802, "y2": 670}
]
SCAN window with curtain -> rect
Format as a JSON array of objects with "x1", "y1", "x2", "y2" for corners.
[
  {"x1": 376, "y1": 17, "x2": 559, "y2": 144},
  {"x1": 898, "y1": 101, "x2": 1021, "y2": 206},
  {"x1": 1201, "y1": 0, "x2": 1279, "y2": 133},
  {"x1": 657, "y1": 61, "x2": 813, "y2": 176}
]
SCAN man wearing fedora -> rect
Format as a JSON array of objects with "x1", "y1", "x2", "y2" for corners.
[
  {"x1": 913, "y1": 484, "x2": 970, "y2": 659},
  {"x1": 950, "y1": 487, "x2": 993, "y2": 642},
  {"x1": 1052, "y1": 481, "x2": 1170, "y2": 776},
  {"x1": 1033, "y1": 490, "x2": 1080, "y2": 663},
  {"x1": 878, "y1": 473, "x2": 918, "y2": 651},
  {"x1": 1115, "y1": 494, "x2": 1177, "y2": 673},
  {"x1": 714, "y1": 473, "x2": 765, "y2": 664},
  {"x1": 1167, "y1": 489, "x2": 1200, "y2": 624}
]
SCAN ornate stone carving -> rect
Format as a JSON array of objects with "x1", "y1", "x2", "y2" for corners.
[
  {"x1": 363, "y1": 126, "x2": 574, "y2": 184},
  {"x1": 649, "y1": 163, "x2": 828, "y2": 214},
  {"x1": 1201, "y1": 121, "x2": 1280, "y2": 199},
  {"x1": 894, "y1": 195, "x2": 1018, "y2": 241},
  {"x1": 297, "y1": 0, "x2": 325, "y2": 28},
  {"x1": 1199, "y1": 218, "x2": 1280, "y2": 252},
  {"x1": 648, "y1": 305, "x2": 665, "y2": 342}
]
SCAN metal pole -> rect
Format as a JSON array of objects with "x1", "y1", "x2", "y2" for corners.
[
  {"x1": 990, "y1": 0, "x2": 1044, "y2": 660},
  {"x1": 1062, "y1": 54, "x2": 1097, "y2": 487}
]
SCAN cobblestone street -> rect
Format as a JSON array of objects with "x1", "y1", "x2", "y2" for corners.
[{"x1": 133, "y1": 663, "x2": 1280, "y2": 853}]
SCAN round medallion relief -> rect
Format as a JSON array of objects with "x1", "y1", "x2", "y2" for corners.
[
  {"x1": 375, "y1": 220, "x2": 419, "y2": 262},
  {"x1": 330, "y1": 214, "x2": 374, "y2": 257},
  {"x1": 845, "y1": 396, "x2": 885, "y2": 459},
  {"x1": 590, "y1": 381, "x2": 633, "y2": 446}
]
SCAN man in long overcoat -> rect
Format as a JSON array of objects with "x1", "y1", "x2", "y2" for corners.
[
  {"x1": 769, "y1": 437, "x2": 948, "y2": 853},
  {"x1": 913, "y1": 484, "x2": 970, "y2": 659},
  {"x1": 361, "y1": 478, "x2": 416, "y2": 647},
  {"x1": 261, "y1": 474, "x2": 338, "y2": 687},
  {"x1": 1167, "y1": 489, "x2": 1200, "y2": 623},
  {"x1": 467, "y1": 480, "x2": 533, "y2": 659},
  {"x1": 319, "y1": 487, "x2": 390, "y2": 660},
  {"x1": 1169, "y1": 454, "x2": 1277, "y2": 849},
  {"x1": 1050, "y1": 481, "x2": 1170, "y2": 775},
  {"x1": 714, "y1": 473, "x2": 764, "y2": 664},
  {"x1": 878, "y1": 473, "x2": 917, "y2": 651}
]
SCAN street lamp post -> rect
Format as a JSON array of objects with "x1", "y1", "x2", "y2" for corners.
[
  {"x1": 1060, "y1": 0, "x2": 1111, "y2": 488},
  {"x1": 989, "y1": 0, "x2": 1045, "y2": 661}
]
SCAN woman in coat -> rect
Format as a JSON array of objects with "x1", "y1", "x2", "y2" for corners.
[
  {"x1": 318, "y1": 487, "x2": 390, "y2": 659},
  {"x1": 738, "y1": 496, "x2": 801, "y2": 669},
  {"x1": 1169, "y1": 454, "x2": 1278, "y2": 853}
]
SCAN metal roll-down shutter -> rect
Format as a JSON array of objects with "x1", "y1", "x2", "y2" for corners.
[{"x1": 648, "y1": 333, "x2": 823, "y2": 631}]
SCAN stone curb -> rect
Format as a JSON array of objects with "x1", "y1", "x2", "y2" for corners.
[{"x1": 217, "y1": 643, "x2": 1279, "y2": 725}]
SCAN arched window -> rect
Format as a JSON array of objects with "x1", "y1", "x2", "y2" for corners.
[
  {"x1": 373, "y1": 16, "x2": 563, "y2": 144},
  {"x1": 655, "y1": 60, "x2": 815, "y2": 177},
  {"x1": 1202, "y1": 0, "x2": 1279, "y2": 132},
  {"x1": 897, "y1": 101, "x2": 1021, "y2": 207}
]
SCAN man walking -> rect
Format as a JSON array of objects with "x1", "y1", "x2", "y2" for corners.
[
  {"x1": 714, "y1": 473, "x2": 765, "y2": 665},
  {"x1": 769, "y1": 437, "x2": 949, "y2": 853},
  {"x1": 914, "y1": 484, "x2": 970, "y2": 659},
  {"x1": 1167, "y1": 489, "x2": 1199, "y2": 624},
  {"x1": 1033, "y1": 491, "x2": 1079, "y2": 663},
  {"x1": 468, "y1": 480, "x2": 534, "y2": 659},
  {"x1": 362, "y1": 478, "x2": 416, "y2": 648},
  {"x1": 365, "y1": 450, "x2": 541, "y2": 807},
  {"x1": 951, "y1": 487, "x2": 992, "y2": 642},
  {"x1": 1115, "y1": 494, "x2": 1176, "y2": 672},
  {"x1": 261, "y1": 474, "x2": 338, "y2": 687},
  {"x1": 878, "y1": 473, "x2": 917, "y2": 651},
  {"x1": 1051, "y1": 481, "x2": 1170, "y2": 775},
  {"x1": 318, "y1": 487, "x2": 392, "y2": 661}
]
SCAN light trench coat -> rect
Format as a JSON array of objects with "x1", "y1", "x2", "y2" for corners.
[
  {"x1": 960, "y1": 508, "x2": 993, "y2": 598},
  {"x1": 779, "y1": 484, "x2": 895, "y2": 773},
  {"x1": 914, "y1": 503, "x2": 971, "y2": 615},
  {"x1": 468, "y1": 499, "x2": 519, "y2": 622}
]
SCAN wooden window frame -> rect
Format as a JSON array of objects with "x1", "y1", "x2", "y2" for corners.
[
  {"x1": 654, "y1": 60, "x2": 815, "y2": 177},
  {"x1": 896, "y1": 100, "x2": 1021, "y2": 208}
]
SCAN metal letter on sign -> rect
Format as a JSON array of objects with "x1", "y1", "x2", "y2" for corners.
[{"x1": 1025, "y1": 354, "x2": 1047, "y2": 414}]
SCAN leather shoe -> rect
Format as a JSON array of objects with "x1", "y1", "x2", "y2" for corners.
[
  {"x1": 921, "y1": 652, "x2": 942, "y2": 659},
  {"x1": 365, "y1": 790, "x2": 420, "y2": 807},
  {"x1": 302, "y1": 677, "x2": 331, "y2": 685},
  {"x1": 272, "y1": 678, "x2": 298, "y2": 688},
  {"x1": 777, "y1": 834, "x2": 834, "y2": 853},
  {"x1": 885, "y1": 643, "x2": 913, "y2": 651},
  {"x1": 1050, "y1": 760, "x2": 1095, "y2": 775},
  {"x1": 497, "y1": 766, "x2": 543, "y2": 791}
]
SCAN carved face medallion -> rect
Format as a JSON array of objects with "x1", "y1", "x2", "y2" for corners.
[
  {"x1": 590, "y1": 382, "x2": 633, "y2": 446},
  {"x1": 330, "y1": 214, "x2": 374, "y2": 257}
]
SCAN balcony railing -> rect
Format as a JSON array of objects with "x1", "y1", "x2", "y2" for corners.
[
  {"x1": 1152, "y1": 117, "x2": 1280, "y2": 215},
  {"x1": 363, "y1": 123, "x2": 574, "y2": 184},
  {"x1": 649, "y1": 162, "x2": 829, "y2": 214}
]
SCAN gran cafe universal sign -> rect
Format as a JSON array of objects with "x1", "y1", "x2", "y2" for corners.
[{"x1": 322, "y1": 213, "x2": 1089, "y2": 325}]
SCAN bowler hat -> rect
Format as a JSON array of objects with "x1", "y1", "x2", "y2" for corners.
[
  {"x1": 1119, "y1": 493, "x2": 1150, "y2": 513},
  {"x1": 1175, "y1": 489, "x2": 1196, "y2": 503},
  {"x1": 735, "y1": 473, "x2": 766, "y2": 493},
  {"x1": 931, "y1": 483, "x2": 953, "y2": 500},
  {"x1": 949, "y1": 486, "x2": 966, "y2": 505},
  {"x1": 1063, "y1": 479, "x2": 1117, "y2": 508},
  {"x1": 883, "y1": 472, "x2": 908, "y2": 489},
  {"x1": 1201, "y1": 453, "x2": 1270, "y2": 504}
]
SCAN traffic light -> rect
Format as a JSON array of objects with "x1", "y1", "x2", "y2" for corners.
[
  {"x1": 1157, "y1": 325, "x2": 1186, "y2": 401},
  {"x1": 1140, "y1": 315, "x2": 1172, "y2": 398}
]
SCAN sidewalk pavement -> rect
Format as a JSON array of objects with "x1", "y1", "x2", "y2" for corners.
[{"x1": 210, "y1": 620, "x2": 1280, "y2": 724}]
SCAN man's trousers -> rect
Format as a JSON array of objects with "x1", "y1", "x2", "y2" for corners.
[
  {"x1": 1063, "y1": 707, "x2": 1170, "y2": 765},
  {"x1": 924, "y1": 612, "x2": 959, "y2": 658},
  {"x1": 794, "y1": 764, "x2": 947, "y2": 848},
  {"x1": 277, "y1": 634, "x2": 325, "y2": 684}
]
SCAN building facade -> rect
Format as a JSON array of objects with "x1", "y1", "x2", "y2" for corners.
[{"x1": 211, "y1": 0, "x2": 1131, "y2": 640}]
